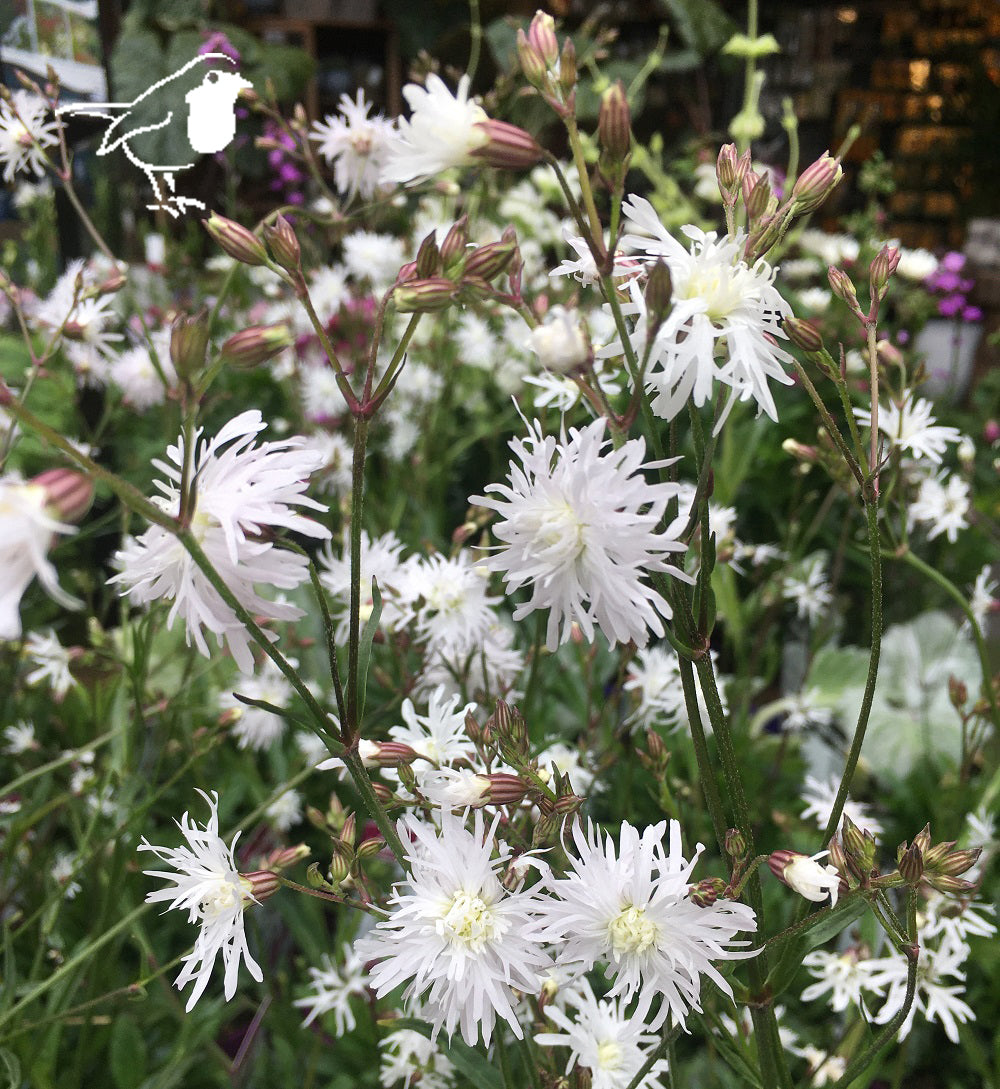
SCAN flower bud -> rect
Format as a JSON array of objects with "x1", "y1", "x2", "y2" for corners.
[
  {"x1": 242, "y1": 869, "x2": 280, "y2": 903},
  {"x1": 491, "y1": 697, "x2": 529, "y2": 756},
  {"x1": 869, "y1": 244, "x2": 900, "y2": 302},
  {"x1": 439, "y1": 215, "x2": 469, "y2": 271},
  {"x1": 790, "y1": 152, "x2": 843, "y2": 215},
  {"x1": 219, "y1": 323, "x2": 294, "y2": 369},
  {"x1": 204, "y1": 212, "x2": 268, "y2": 266},
  {"x1": 898, "y1": 842, "x2": 924, "y2": 884},
  {"x1": 558, "y1": 37, "x2": 577, "y2": 95},
  {"x1": 356, "y1": 836, "x2": 386, "y2": 860},
  {"x1": 472, "y1": 119, "x2": 544, "y2": 171},
  {"x1": 263, "y1": 214, "x2": 301, "y2": 273},
  {"x1": 926, "y1": 873, "x2": 978, "y2": 895},
  {"x1": 485, "y1": 773, "x2": 530, "y2": 806},
  {"x1": 32, "y1": 468, "x2": 93, "y2": 524},
  {"x1": 745, "y1": 175, "x2": 771, "y2": 221},
  {"x1": 97, "y1": 268, "x2": 127, "y2": 296},
  {"x1": 414, "y1": 230, "x2": 441, "y2": 279},
  {"x1": 931, "y1": 846, "x2": 982, "y2": 877},
  {"x1": 463, "y1": 231, "x2": 519, "y2": 281},
  {"x1": 517, "y1": 28, "x2": 548, "y2": 88},
  {"x1": 689, "y1": 877, "x2": 727, "y2": 907},
  {"x1": 725, "y1": 828, "x2": 749, "y2": 864},
  {"x1": 393, "y1": 277, "x2": 459, "y2": 313},
  {"x1": 263, "y1": 843, "x2": 310, "y2": 872},
  {"x1": 529, "y1": 10, "x2": 559, "y2": 67},
  {"x1": 598, "y1": 81, "x2": 631, "y2": 164},
  {"x1": 716, "y1": 143, "x2": 739, "y2": 192},
  {"x1": 328, "y1": 844, "x2": 352, "y2": 885},
  {"x1": 948, "y1": 675, "x2": 968, "y2": 710},
  {"x1": 340, "y1": 812, "x2": 356, "y2": 849},
  {"x1": 783, "y1": 315, "x2": 824, "y2": 353},
  {"x1": 842, "y1": 814, "x2": 877, "y2": 869}
]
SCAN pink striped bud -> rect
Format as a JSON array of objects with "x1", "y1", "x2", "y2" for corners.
[
  {"x1": 472, "y1": 119, "x2": 544, "y2": 171},
  {"x1": 32, "y1": 469, "x2": 93, "y2": 524},
  {"x1": 790, "y1": 151, "x2": 843, "y2": 214},
  {"x1": 204, "y1": 212, "x2": 268, "y2": 266},
  {"x1": 220, "y1": 324, "x2": 294, "y2": 369}
]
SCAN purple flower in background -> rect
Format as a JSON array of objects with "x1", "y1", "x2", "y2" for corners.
[
  {"x1": 199, "y1": 31, "x2": 241, "y2": 66},
  {"x1": 938, "y1": 295, "x2": 964, "y2": 318},
  {"x1": 264, "y1": 121, "x2": 305, "y2": 205},
  {"x1": 963, "y1": 305, "x2": 983, "y2": 323},
  {"x1": 925, "y1": 251, "x2": 979, "y2": 323}
]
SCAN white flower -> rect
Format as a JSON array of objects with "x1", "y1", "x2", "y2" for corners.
[
  {"x1": 454, "y1": 312, "x2": 500, "y2": 369},
  {"x1": 0, "y1": 91, "x2": 58, "y2": 182},
  {"x1": 302, "y1": 430, "x2": 353, "y2": 496},
  {"x1": 310, "y1": 89, "x2": 395, "y2": 199},
  {"x1": 0, "y1": 474, "x2": 80, "y2": 640},
  {"x1": 894, "y1": 246, "x2": 939, "y2": 282},
  {"x1": 800, "y1": 774, "x2": 883, "y2": 837},
  {"x1": 800, "y1": 1046, "x2": 847, "y2": 1087},
  {"x1": 138, "y1": 790, "x2": 263, "y2": 1011},
  {"x1": 399, "y1": 552, "x2": 499, "y2": 654},
  {"x1": 379, "y1": 1027, "x2": 455, "y2": 1089},
  {"x1": 537, "y1": 741, "x2": 595, "y2": 795},
  {"x1": 534, "y1": 818, "x2": 757, "y2": 1028},
  {"x1": 867, "y1": 940, "x2": 974, "y2": 1044},
  {"x1": 265, "y1": 788, "x2": 302, "y2": 832},
  {"x1": 528, "y1": 306, "x2": 590, "y2": 373},
  {"x1": 801, "y1": 947, "x2": 882, "y2": 1013},
  {"x1": 3, "y1": 720, "x2": 37, "y2": 755},
  {"x1": 300, "y1": 361, "x2": 352, "y2": 423},
  {"x1": 797, "y1": 230, "x2": 859, "y2": 267},
  {"x1": 624, "y1": 644, "x2": 686, "y2": 730},
  {"x1": 419, "y1": 767, "x2": 493, "y2": 808},
  {"x1": 319, "y1": 529, "x2": 409, "y2": 641},
  {"x1": 613, "y1": 197, "x2": 793, "y2": 427},
  {"x1": 774, "y1": 851, "x2": 842, "y2": 907},
  {"x1": 550, "y1": 230, "x2": 638, "y2": 286},
  {"x1": 110, "y1": 335, "x2": 177, "y2": 411},
  {"x1": 798, "y1": 287, "x2": 832, "y2": 312},
  {"x1": 908, "y1": 473, "x2": 970, "y2": 543},
  {"x1": 52, "y1": 849, "x2": 82, "y2": 899},
  {"x1": 523, "y1": 361, "x2": 622, "y2": 414},
  {"x1": 110, "y1": 411, "x2": 331, "y2": 674},
  {"x1": 388, "y1": 685, "x2": 477, "y2": 771},
  {"x1": 535, "y1": 978, "x2": 670, "y2": 1089},
  {"x1": 781, "y1": 553, "x2": 832, "y2": 624},
  {"x1": 354, "y1": 808, "x2": 549, "y2": 1046},
  {"x1": 294, "y1": 943, "x2": 369, "y2": 1030},
  {"x1": 381, "y1": 73, "x2": 490, "y2": 185},
  {"x1": 853, "y1": 397, "x2": 962, "y2": 464},
  {"x1": 220, "y1": 657, "x2": 295, "y2": 750},
  {"x1": 415, "y1": 620, "x2": 524, "y2": 703},
  {"x1": 343, "y1": 230, "x2": 407, "y2": 290},
  {"x1": 471, "y1": 417, "x2": 689, "y2": 651},
  {"x1": 306, "y1": 264, "x2": 349, "y2": 325},
  {"x1": 23, "y1": 628, "x2": 76, "y2": 697}
]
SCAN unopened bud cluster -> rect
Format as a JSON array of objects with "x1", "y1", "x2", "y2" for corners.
[
  {"x1": 394, "y1": 223, "x2": 521, "y2": 313},
  {"x1": 517, "y1": 11, "x2": 578, "y2": 117}
]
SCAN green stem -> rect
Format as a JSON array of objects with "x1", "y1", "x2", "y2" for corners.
[
  {"x1": 467, "y1": 0, "x2": 483, "y2": 81},
  {"x1": 564, "y1": 116, "x2": 604, "y2": 245},
  {"x1": 676, "y1": 655, "x2": 728, "y2": 855},
  {"x1": 790, "y1": 358, "x2": 865, "y2": 488},
  {"x1": 340, "y1": 747, "x2": 408, "y2": 868},
  {"x1": 820, "y1": 496, "x2": 882, "y2": 847},
  {"x1": 346, "y1": 414, "x2": 369, "y2": 737},
  {"x1": 624, "y1": 1022, "x2": 683, "y2": 1089},
  {"x1": 1, "y1": 731, "x2": 114, "y2": 795}
]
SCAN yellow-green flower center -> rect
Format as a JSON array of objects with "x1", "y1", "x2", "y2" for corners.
[
  {"x1": 608, "y1": 904, "x2": 660, "y2": 955},
  {"x1": 438, "y1": 889, "x2": 503, "y2": 951}
]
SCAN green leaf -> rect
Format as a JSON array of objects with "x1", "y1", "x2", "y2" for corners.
[
  {"x1": 357, "y1": 578, "x2": 383, "y2": 723},
  {"x1": 0, "y1": 1049, "x2": 20, "y2": 1089},
  {"x1": 386, "y1": 1019, "x2": 504, "y2": 1089},
  {"x1": 657, "y1": 0, "x2": 737, "y2": 56},
  {"x1": 110, "y1": 1015, "x2": 148, "y2": 1089},
  {"x1": 766, "y1": 895, "x2": 870, "y2": 998}
]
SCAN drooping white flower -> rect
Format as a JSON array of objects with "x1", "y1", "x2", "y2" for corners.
[
  {"x1": 138, "y1": 790, "x2": 264, "y2": 1011},
  {"x1": 294, "y1": 943, "x2": 369, "y2": 1031},
  {"x1": 800, "y1": 774, "x2": 883, "y2": 837},
  {"x1": 0, "y1": 90, "x2": 59, "y2": 183},
  {"x1": 471, "y1": 417, "x2": 690, "y2": 651},
  {"x1": 0, "y1": 474, "x2": 80, "y2": 641},
  {"x1": 908, "y1": 473, "x2": 970, "y2": 543},
  {"x1": 528, "y1": 306, "x2": 590, "y2": 373},
  {"x1": 309, "y1": 89, "x2": 395, "y2": 200},
  {"x1": 110, "y1": 330, "x2": 177, "y2": 411},
  {"x1": 380, "y1": 74, "x2": 489, "y2": 185},
  {"x1": 797, "y1": 229, "x2": 859, "y2": 267},
  {"x1": 110, "y1": 411, "x2": 331, "y2": 674},
  {"x1": 550, "y1": 229, "x2": 639, "y2": 286},
  {"x1": 771, "y1": 850, "x2": 842, "y2": 907},
  {"x1": 534, "y1": 818, "x2": 757, "y2": 1028},
  {"x1": 853, "y1": 397, "x2": 962, "y2": 464},
  {"x1": 264, "y1": 788, "x2": 302, "y2": 832},
  {"x1": 354, "y1": 808, "x2": 549, "y2": 1046},
  {"x1": 22, "y1": 628, "x2": 76, "y2": 697},
  {"x1": 611, "y1": 196, "x2": 794, "y2": 427},
  {"x1": 623, "y1": 644, "x2": 687, "y2": 730},
  {"x1": 535, "y1": 977, "x2": 670, "y2": 1089}
]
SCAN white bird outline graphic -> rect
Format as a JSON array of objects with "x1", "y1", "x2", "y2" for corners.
[{"x1": 56, "y1": 53, "x2": 252, "y2": 217}]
